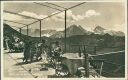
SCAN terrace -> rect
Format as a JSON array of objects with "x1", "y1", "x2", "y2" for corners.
[{"x1": 3, "y1": 2, "x2": 125, "y2": 78}]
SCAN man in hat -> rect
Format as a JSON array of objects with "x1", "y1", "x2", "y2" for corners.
[{"x1": 23, "y1": 40, "x2": 31, "y2": 63}]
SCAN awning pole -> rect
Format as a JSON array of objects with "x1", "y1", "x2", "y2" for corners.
[
  {"x1": 27, "y1": 25, "x2": 29, "y2": 36},
  {"x1": 64, "y1": 10, "x2": 67, "y2": 53},
  {"x1": 39, "y1": 20, "x2": 42, "y2": 41}
]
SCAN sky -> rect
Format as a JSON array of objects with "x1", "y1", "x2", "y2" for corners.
[{"x1": 3, "y1": 2, "x2": 125, "y2": 32}]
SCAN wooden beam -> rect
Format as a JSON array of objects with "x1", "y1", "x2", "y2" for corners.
[
  {"x1": 40, "y1": 2, "x2": 86, "y2": 21},
  {"x1": 4, "y1": 20, "x2": 27, "y2": 25},
  {"x1": 46, "y1": 2, "x2": 67, "y2": 9},
  {"x1": 34, "y1": 2, "x2": 62, "y2": 11}
]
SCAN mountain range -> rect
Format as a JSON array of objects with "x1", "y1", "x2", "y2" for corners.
[
  {"x1": 93, "y1": 26, "x2": 125, "y2": 36},
  {"x1": 50, "y1": 25, "x2": 125, "y2": 38},
  {"x1": 5, "y1": 24, "x2": 125, "y2": 38}
]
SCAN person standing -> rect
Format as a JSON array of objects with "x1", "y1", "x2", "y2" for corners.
[
  {"x1": 36, "y1": 39, "x2": 46, "y2": 61},
  {"x1": 52, "y1": 41, "x2": 62, "y2": 69},
  {"x1": 23, "y1": 41, "x2": 31, "y2": 63}
]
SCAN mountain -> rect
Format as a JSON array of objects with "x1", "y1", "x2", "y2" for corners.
[
  {"x1": 51, "y1": 24, "x2": 125, "y2": 38},
  {"x1": 4, "y1": 24, "x2": 21, "y2": 36},
  {"x1": 50, "y1": 31, "x2": 64, "y2": 38},
  {"x1": 41, "y1": 29, "x2": 57, "y2": 37},
  {"x1": 93, "y1": 26, "x2": 125, "y2": 36},
  {"x1": 3, "y1": 24, "x2": 49, "y2": 43},
  {"x1": 50, "y1": 24, "x2": 90, "y2": 38},
  {"x1": 3, "y1": 24, "x2": 30, "y2": 42},
  {"x1": 94, "y1": 26, "x2": 106, "y2": 34},
  {"x1": 66, "y1": 25, "x2": 88, "y2": 36},
  {"x1": 4, "y1": 23, "x2": 124, "y2": 40},
  {"x1": 20, "y1": 29, "x2": 57, "y2": 37},
  {"x1": 105, "y1": 30, "x2": 125, "y2": 36}
]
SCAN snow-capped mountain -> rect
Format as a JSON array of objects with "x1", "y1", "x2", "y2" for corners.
[
  {"x1": 93, "y1": 26, "x2": 106, "y2": 34},
  {"x1": 9, "y1": 23, "x2": 125, "y2": 38},
  {"x1": 20, "y1": 29, "x2": 57, "y2": 37},
  {"x1": 93, "y1": 26, "x2": 125, "y2": 36},
  {"x1": 50, "y1": 24, "x2": 91, "y2": 38}
]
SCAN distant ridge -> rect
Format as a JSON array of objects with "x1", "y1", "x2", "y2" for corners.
[{"x1": 4, "y1": 23, "x2": 125, "y2": 39}]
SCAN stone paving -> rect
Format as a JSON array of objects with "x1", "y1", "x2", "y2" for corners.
[{"x1": 3, "y1": 51, "x2": 55, "y2": 78}]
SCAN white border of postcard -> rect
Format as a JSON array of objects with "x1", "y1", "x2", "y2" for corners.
[{"x1": 1, "y1": 0, "x2": 127, "y2": 80}]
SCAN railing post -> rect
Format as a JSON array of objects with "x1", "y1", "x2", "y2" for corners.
[
  {"x1": 99, "y1": 61, "x2": 104, "y2": 77},
  {"x1": 84, "y1": 45, "x2": 89, "y2": 77},
  {"x1": 78, "y1": 46, "x2": 81, "y2": 57}
]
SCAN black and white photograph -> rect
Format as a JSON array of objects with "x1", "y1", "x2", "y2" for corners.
[{"x1": 1, "y1": 1, "x2": 127, "y2": 79}]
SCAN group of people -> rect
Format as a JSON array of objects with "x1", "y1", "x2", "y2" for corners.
[
  {"x1": 4, "y1": 35, "x2": 66, "y2": 73},
  {"x1": 4, "y1": 35, "x2": 24, "y2": 52},
  {"x1": 23, "y1": 39, "x2": 63, "y2": 65},
  {"x1": 4, "y1": 35, "x2": 63, "y2": 64}
]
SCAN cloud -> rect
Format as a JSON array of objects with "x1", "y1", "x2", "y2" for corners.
[
  {"x1": 112, "y1": 24, "x2": 125, "y2": 32},
  {"x1": 4, "y1": 10, "x2": 101, "y2": 23},
  {"x1": 51, "y1": 27, "x2": 64, "y2": 31},
  {"x1": 85, "y1": 10, "x2": 101, "y2": 17},
  {"x1": 19, "y1": 11, "x2": 47, "y2": 19},
  {"x1": 52, "y1": 10, "x2": 84, "y2": 22},
  {"x1": 52, "y1": 9, "x2": 100, "y2": 22},
  {"x1": 4, "y1": 11, "x2": 48, "y2": 21}
]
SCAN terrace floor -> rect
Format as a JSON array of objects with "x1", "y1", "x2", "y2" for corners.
[
  {"x1": 3, "y1": 50, "x2": 55, "y2": 78},
  {"x1": 3, "y1": 50, "x2": 105, "y2": 78}
]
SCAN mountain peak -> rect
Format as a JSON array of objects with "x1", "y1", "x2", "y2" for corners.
[
  {"x1": 94, "y1": 25, "x2": 106, "y2": 34},
  {"x1": 104, "y1": 30, "x2": 125, "y2": 36},
  {"x1": 93, "y1": 25, "x2": 125, "y2": 36},
  {"x1": 94, "y1": 26, "x2": 105, "y2": 31},
  {"x1": 50, "y1": 24, "x2": 89, "y2": 38},
  {"x1": 66, "y1": 24, "x2": 87, "y2": 37}
]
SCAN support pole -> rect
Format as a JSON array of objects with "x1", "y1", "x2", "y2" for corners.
[
  {"x1": 19, "y1": 28, "x2": 21, "y2": 36},
  {"x1": 94, "y1": 46, "x2": 97, "y2": 55},
  {"x1": 78, "y1": 46, "x2": 81, "y2": 57},
  {"x1": 27, "y1": 26, "x2": 29, "y2": 36},
  {"x1": 84, "y1": 46, "x2": 89, "y2": 77},
  {"x1": 19, "y1": 28, "x2": 21, "y2": 35},
  {"x1": 39, "y1": 20, "x2": 42, "y2": 41},
  {"x1": 69, "y1": 39, "x2": 71, "y2": 52},
  {"x1": 64, "y1": 10, "x2": 67, "y2": 53}
]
